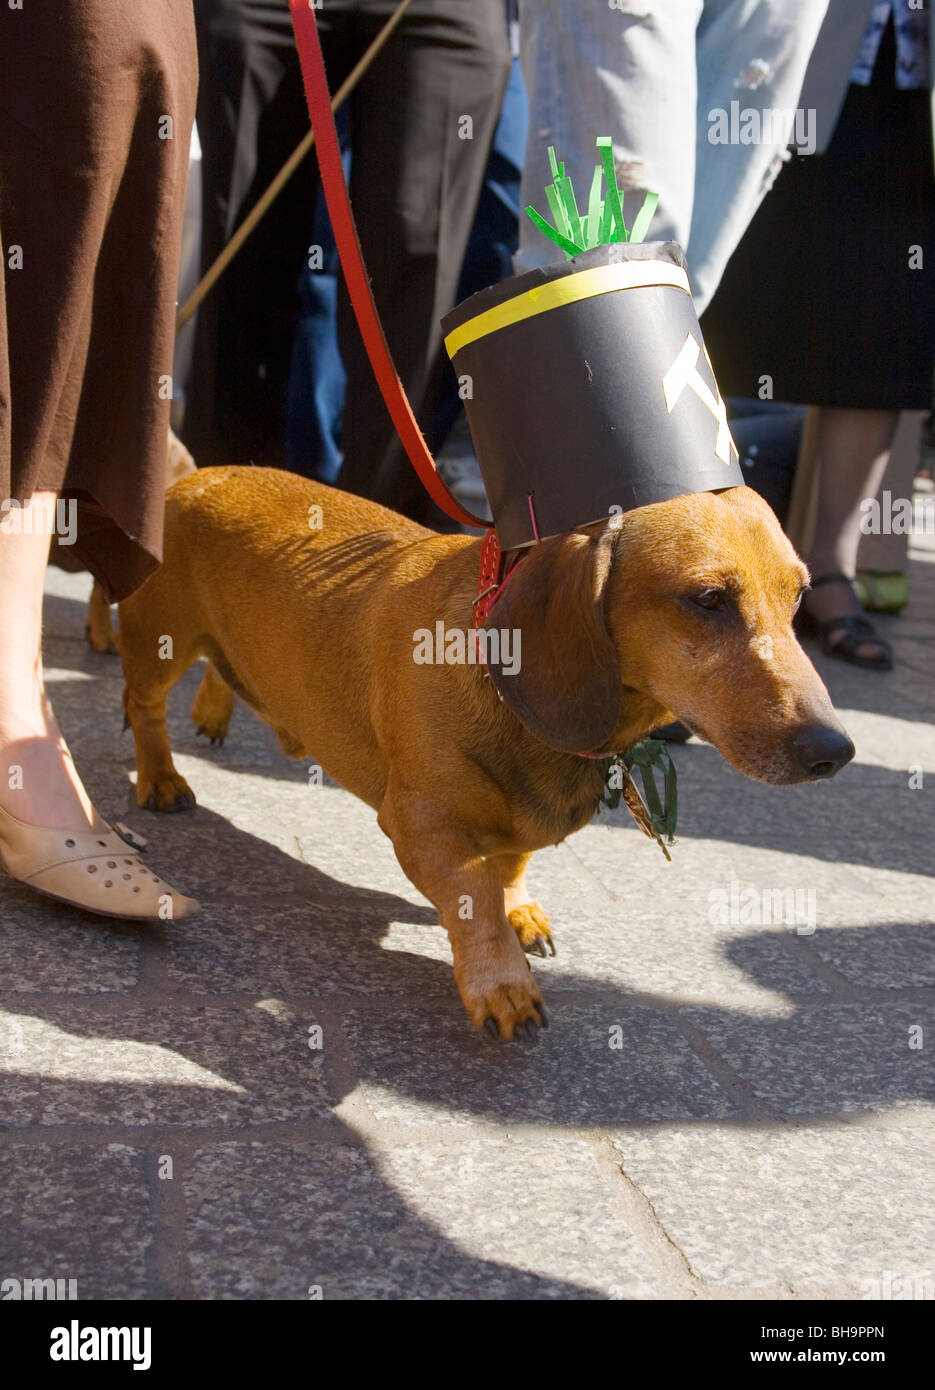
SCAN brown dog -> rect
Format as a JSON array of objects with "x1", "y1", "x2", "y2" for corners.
[{"x1": 118, "y1": 467, "x2": 854, "y2": 1038}]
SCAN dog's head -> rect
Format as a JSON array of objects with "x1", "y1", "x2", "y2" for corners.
[{"x1": 483, "y1": 486, "x2": 854, "y2": 784}]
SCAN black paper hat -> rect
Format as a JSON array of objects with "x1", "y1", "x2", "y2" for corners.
[{"x1": 442, "y1": 238, "x2": 745, "y2": 552}]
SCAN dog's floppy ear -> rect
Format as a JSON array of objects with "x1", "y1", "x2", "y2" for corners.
[{"x1": 483, "y1": 527, "x2": 621, "y2": 753}]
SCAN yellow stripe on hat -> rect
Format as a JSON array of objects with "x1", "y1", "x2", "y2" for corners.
[{"x1": 444, "y1": 260, "x2": 692, "y2": 360}]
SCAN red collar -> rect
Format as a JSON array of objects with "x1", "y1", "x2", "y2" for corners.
[{"x1": 472, "y1": 527, "x2": 526, "y2": 667}]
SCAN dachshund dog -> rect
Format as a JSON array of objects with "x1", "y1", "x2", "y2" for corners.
[{"x1": 118, "y1": 467, "x2": 854, "y2": 1038}]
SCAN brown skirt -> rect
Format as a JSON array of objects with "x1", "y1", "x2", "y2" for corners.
[{"x1": 0, "y1": 0, "x2": 197, "y2": 601}]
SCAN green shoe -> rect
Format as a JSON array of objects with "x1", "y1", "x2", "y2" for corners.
[{"x1": 854, "y1": 571, "x2": 908, "y2": 613}]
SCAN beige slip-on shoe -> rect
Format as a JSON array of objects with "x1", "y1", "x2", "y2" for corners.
[{"x1": 0, "y1": 801, "x2": 200, "y2": 922}]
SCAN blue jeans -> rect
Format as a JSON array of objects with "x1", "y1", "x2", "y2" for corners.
[
  {"x1": 517, "y1": 0, "x2": 829, "y2": 312},
  {"x1": 284, "y1": 113, "x2": 350, "y2": 484}
]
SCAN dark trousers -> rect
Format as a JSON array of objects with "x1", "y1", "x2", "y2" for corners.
[{"x1": 187, "y1": 0, "x2": 510, "y2": 521}]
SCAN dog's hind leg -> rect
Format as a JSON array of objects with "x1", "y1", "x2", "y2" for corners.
[
  {"x1": 497, "y1": 853, "x2": 556, "y2": 959},
  {"x1": 86, "y1": 581, "x2": 118, "y2": 654},
  {"x1": 191, "y1": 662, "x2": 235, "y2": 746},
  {"x1": 378, "y1": 781, "x2": 546, "y2": 1040},
  {"x1": 118, "y1": 587, "x2": 200, "y2": 813}
]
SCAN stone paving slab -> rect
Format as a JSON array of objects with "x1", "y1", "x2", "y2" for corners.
[
  {"x1": 0, "y1": 999, "x2": 331, "y2": 1127},
  {"x1": 163, "y1": 897, "x2": 448, "y2": 999},
  {"x1": 343, "y1": 1003, "x2": 739, "y2": 1129},
  {"x1": 0, "y1": 891, "x2": 143, "y2": 994},
  {"x1": 806, "y1": 918, "x2": 935, "y2": 990},
  {"x1": 0, "y1": 1143, "x2": 151, "y2": 1300},
  {"x1": 612, "y1": 1124, "x2": 935, "y2": 1296},
  {"x1": 183, "y1": 1137, "x2": 664, "y2": 1300},
  {"x1": 684, "y1": 1001, "x2": 935, "y2": 1116}
]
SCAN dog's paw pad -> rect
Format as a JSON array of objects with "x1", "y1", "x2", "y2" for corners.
[{"x1": 508, "y1": 903, "x2": 556, "y2": 957}]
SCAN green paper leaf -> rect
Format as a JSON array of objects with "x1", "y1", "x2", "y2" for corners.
[
  {"x1": 626, "y1": 738, "x2": 678, "y2": 842},
  {"x1": 545, "y1": 182, "x2": 573, "y2": 240},
  {"x1": 597, "y1": 137, "x2": 626, "y2": 242},
  {"x1": 628, "y1": 189, "x2": 660, "y2": 246},
  {"x1": 585, "y1": 163, "x2": 604, "y2": 248},
  {"x1": 525, "y1": 136, "x2": 659, "y2": 258},
  {"x1": 556, "y1": 174, "x2": 583, "y2": 248},
  {"x1": 524, "y1": 206, "x2": 581, "y2": 258}
]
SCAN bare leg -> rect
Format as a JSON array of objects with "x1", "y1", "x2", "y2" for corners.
[
  {"x1": 0, "y1": 492, "x2": 108, "y2": 830},
  {"x1": 804, "y1": 407, "x2": 897, "y2": 663}
]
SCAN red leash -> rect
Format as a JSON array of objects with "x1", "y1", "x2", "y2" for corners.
[{"x1": 289, "y1": 0, "x2": 486, "y2": 529}]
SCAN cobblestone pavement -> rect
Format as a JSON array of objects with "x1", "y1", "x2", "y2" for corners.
[{"x1": 1, "y1": 514, "x2": 933, "y2": 1300}]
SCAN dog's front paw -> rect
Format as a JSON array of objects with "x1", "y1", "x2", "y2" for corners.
[
  {"x1": 136, "y1": 771, "x2": 196, "y2": 813},
  {"x1": 457, "y1": 962, "x2": 548, "y2": 1041},
  {"x1": 508, "y1": 902, "x2": 556, "y2": 958}
]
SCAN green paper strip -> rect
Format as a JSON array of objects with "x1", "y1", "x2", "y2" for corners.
[
  {"x1": 596, "y1": 136, "x2": 626, "y2": 242},
  {"x1": 545, "y1": 182, "x2": 573, "y2": 241},
  {"x1": 628, "y1": 190, "x2": 660, "y2": 246},
  {"x1": 524, "y1": 206, "x2": 581, "y2": 258},
  {"x1": 555, "y1": 174, "x2": 583, "y2": 248},
  {"x1": 597, "y1": 199, "x2": 616, "y2": 246},
  {"x1": 526, "y1": 136, "x2": 660, "y2": 258},
  {"x1": 585, "y1": 163, "x2": 604, "y2": 249}
]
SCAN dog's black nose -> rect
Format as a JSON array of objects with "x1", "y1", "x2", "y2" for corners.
[{"x1": 789, "y1": 723, "x2": 855, "y2": 780}]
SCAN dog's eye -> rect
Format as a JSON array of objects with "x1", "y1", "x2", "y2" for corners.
[
  {"x1": 691, "y1": 588, "x2": 727, "y2": 612},
  {"x1": 793, "y1": 585, "x2": 810, "y2": 615}
]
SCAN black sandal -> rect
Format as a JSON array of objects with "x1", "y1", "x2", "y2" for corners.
[{"x1": 797, "y1": 572, "x2": 893, "y2": 671}]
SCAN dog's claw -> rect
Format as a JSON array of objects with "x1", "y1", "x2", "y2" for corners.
[
  {"x1": 528, "y1": 935, "x2": 549, "y2": 958},
  {"x1": 537, "y1": 1003, "x2": 550, "y2": 1029},
  {"x1": 520, "y1": 1019, "x2": 539, "y2": 1042},
  {"x1": 483, "y1": 1017, "x2": 500, "y2": 1040}
]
